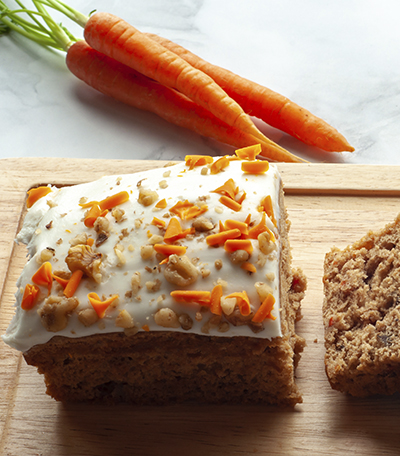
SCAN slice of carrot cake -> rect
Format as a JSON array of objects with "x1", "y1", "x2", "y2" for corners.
[{"x1": 3, "y1": 146, "x2": 306, "y2": 406}]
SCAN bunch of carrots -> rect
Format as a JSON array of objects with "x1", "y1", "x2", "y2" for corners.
[{"x1": 0, "y1": 0, "x2": 354, "y2": 162}]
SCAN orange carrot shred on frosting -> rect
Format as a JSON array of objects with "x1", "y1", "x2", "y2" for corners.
[
  {"x1": 21, "y1": 283, "x2": 40, "y2": 310},
  {"x1": 153, "y1": 244, "x2": 187, "y2": 257},
  {"x1": 224, "y1": 239, "x2": 253, "y2": 254},
  {"x1": 206, "y1": 228, "x2": 242, "y2": 246},
  {"x1": 210, "y1": 284, "x2": 223, "y2": 315},
  {"x1": 210, "y1": 156, "x2": 230, "y2": 174},
  {"x1": 142, "y1": 324, "x2": 150, "y2": 332},
  {"x1": 241, "y1": 160, "x2": 270, "y2": 174},
  {"x1": 219, "y1": 195, "x2": 242, "y2": 212},
  {"x1": 52, "y1": 273, "x2": 70, "y2": 289},
  {"x1": 260, "y1": 195, "x2": 277, "y2": 227},
  {"x1": 225, "y1": 291, "x2": 251, "y2": 316},
  {"x1": 185, "y1": 155, "x2": 213, "y2": 169},
  {"x1": 252, "y1": 293, "x2": 276, "y2": 322},
  {"x1": 86, "y1": 237, "x2": 95, "y2": 246},
  {"x1": 26, "y1": 186, "x2": 52, "y2": 208},
  {"x1": 32, "y1": 262, "x2": 53, "y2": 295},
  {"x1": 151, "y1": 217, "x2": 166, "y2": 228},
  {"x1": 235, "y1": 144, "x2": 262, "y2": 161},
  {"x1": 155, "y1": 198, "x2": 167, "y2": 209},
  {"x1": 248, "y1": 212, "x2": 275, "y2": 241},
  {"x1": 170, "y1": 290, "x2": 211, "y2": 305},
  {"x1": 164, "y1": 217, "x2": 193, "y2": 243},
  {"x1": 88, "y1": 292, "x2": 119, "y2": 318},
  {"x1": 211, "y1": 178, "x2": 238, "y2": 200},
  {"x1": 224, "y1": 219, "x2": 249, "y2": 235},
  {"x1": 64, "y1": 270, "x2": 84, "y2": 298},
  {"x1": 170, "y1": 200, "x2": 208, "y2": 220},
  {"x1": 84, "y1": 204, "x2": 108, "y2": 228},
  {"x1": 240, "y1": 262, "x2": 257, "y2": 273},
  {"x1": 236, "y1": 191, "x2": 247, "y2": 205},
  {"x1": 99, "y1": 191, "x2": 130, "y2": 211}
]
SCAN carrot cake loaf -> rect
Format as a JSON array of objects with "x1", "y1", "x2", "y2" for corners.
[
  {"x1": 323, "y1": 215, "x2": 400, "y2": 396},
  {"x1": 3, "y1": 146, "x2": 306, "y2": 406}
]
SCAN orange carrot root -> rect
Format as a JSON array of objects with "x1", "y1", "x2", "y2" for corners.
[
  {"x1": 146, "y1": 32, "x2": 354, "y2": 153},
  {"x1": 66, "y1": 40, "x2": 302, "y2": 163}
]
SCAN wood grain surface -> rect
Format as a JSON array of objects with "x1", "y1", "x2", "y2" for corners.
[{"x1": 1, "y1": 158, "x2": 400, "y2": 456}]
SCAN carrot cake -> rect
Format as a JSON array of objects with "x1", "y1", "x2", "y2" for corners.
[
  {"x1": 323, "y1": 215, "x2": 400, "y2": 396},
  {"x1": 3, "y1": 146, "x2": 306, "y2": 406}
]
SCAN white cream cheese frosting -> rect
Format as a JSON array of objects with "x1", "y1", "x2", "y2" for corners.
[{"x1": 3, "y1": 153, "x2": 283, "y2": 352}]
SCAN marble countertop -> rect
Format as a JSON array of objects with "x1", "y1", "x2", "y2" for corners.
[{"x1": 1, "y1": 0, "x2": 399, "y2": 164}]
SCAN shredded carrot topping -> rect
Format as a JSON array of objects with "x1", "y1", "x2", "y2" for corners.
[
  {"x1": 210, "y1": 156, "x2": 230, "y2": 174},
  {"x1": 52, "y1": 273, "x2": 69, "y2": 289},
  {"x1": 211, "y1": 178, "x2": 238, "y2": 200},
  {"x1": 252, "y1": 293, "x2": 276, "y2": 322},
  {"x1": 219, "y1": 195, "x2": 242, "y2": 212},
  {"x1": 155, "y1": 198, "x2": 167, "y2": 209},
  {"x1": 26, "y1": 186, "x2": 52, "y2": 208},
  {"x1": 206, "y1": 228, "x2": 242, "y2": 246},
  {"x1": 240, "y1": 262, "x2": 257, "y2": 273},
  {"x1": 210, "y1": 284, "x2": 223, "y2": 315},
  {"x1": 170, "y1": 290, "x2": 211, "y2": 305},
  {"x1": 64, "y1": 269, "x2": 84, "y2": 298},
  {"x1": 164, "y1": 217, "x2": 193, "y2": 243},
  {"x1": 87, "y1": 292, "x2": 119, "y2": 318},
  {"x1": 99, "y1": 191, "x2": 129, "y2": 211},
  {"x1": 84, "y1": 204, "x2": 108, "y2": 228},
  {"x1": 224, "y1": 239, "x2": 254, "y2": 254},
  {"x1": 153, "y1": 244, "x2": 187, "y2": 256},
  {"x1": 225, "y1": 291, "x2": 251, "y2": 316},
  {"x1": 185, "y1": 155, "x2": 213, "y2": 169},
  {"x1": 241, "y1": 160, "x2": 270, "y2": 174},
  {"x1": 224, "y1": 219, "x2": 249, "y2": 235},
  {"x1": 170, "y1": 200, "x2": 208, "y2": 220},
  {"x1": 142, "y1": 324, "x2": 150, "y2": 332},
  {"x1": 237, "y1": 191, "x2": 247, "y2": 205},
  {"x1": 32, "y1": 262, "x2": 53, "y2": 295},
  {"x1": 21, "y1": 283, "x2": 40, "y2": 311},
  {"x1": 151, "y1": 217, "x2": 167, "y2": 228},
  {"x1": 248, "y1": 212, "x2": 276, "y2": 241},
  {"x1": 86, "y1": 237, "x2": 95, "y2": 246},
  {"x1": 260, "y1": 195, "x2": 277, "y2": 226},
  {"x1": 235, "y1": 144, "x2": 262, "y2": 161}
]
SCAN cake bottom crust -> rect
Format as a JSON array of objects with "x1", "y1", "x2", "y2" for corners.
[{"x1": 24, "y1": 272, "x2": 306, "y2": 407}]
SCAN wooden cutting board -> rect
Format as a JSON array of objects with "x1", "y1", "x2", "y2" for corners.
[{"x1": 1, "y1": 157, "x2": 400, "y2": 456}]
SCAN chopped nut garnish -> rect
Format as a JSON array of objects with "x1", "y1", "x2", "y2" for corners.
[
  {"x1": 38, "y1": 296, "x2": 79, "y2": 332},
  {"x1": 163, "y1": 254, "x2": 199, "y2": 287},
  {"x1": 214, "y1": 259, "x2": 223, "y2": 270},
  {"x1": 78, "y1": 307, "x2": 99, "y2": 327},
  {"x1": 229, "y1": 249, "x2": 250, "y2": 264},
  {"x1": 65, "y1": 244, "x2": 102, "y2": 283},
  {"x1": 112, "y1": 207, "x2": 126, "y2": 223},
  {"x1": 140, "y1": 244, "x2": 154, "y2": 260},
  {"x1": 255, "y1": 282, "x2": 274, "y2": 302},
  {"x1": 148, "y1": 234, "x2": 164, "y2": 245},
  {"x1": 154, "y1": 308, "x2": 180, "y2": 328},
  {"x1": 192, "y1": 216, "x2": 214, "y2": 232},
  {"x1": 115, "y1": 309, "x2": 135, "y2": 328},
  {"x1": 159, "y1": 180, "x2": 168, "y2": 189},
  {"x1": 220, "y1": 297, "x2": 236, "y2": 316},
  {"x1": 36, "y1": 247, "x2": 55, "y2": 264},
  {"x1": 138, "y1": 188, "x2": 159, "y2": 206},
  {"x1": 131, "y1": 272, "x2": 141, "y2": 295},
  {"x1": 258, "y1": 231, "x2": 276, "y2": 255},
  {"x1": 114, "y1": 245, "x2": 126, "y2": 266},
  {"x1": 145, "y1": 279, "x2": 162, "y2": 292},
  {"x1": 163, "y1": 170, "x2": 171, "y2": 178},
  {"x1": 179, "y1": 313, "x2": 193, "y2": 330},
  {"x1": 201, "y1": 268, "x2": 211, "y2": 278},
  {"x1": 69, "y1": 233, "x2": 88, "y2": 246}
]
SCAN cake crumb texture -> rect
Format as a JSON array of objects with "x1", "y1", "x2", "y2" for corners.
[{"x1": 323, "y1": 214, "x2": 400, "y2": 396}]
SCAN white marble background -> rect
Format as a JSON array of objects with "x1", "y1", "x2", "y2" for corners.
[{"x1": 1, "y1": 0, "x2": 399, "y2": 164}]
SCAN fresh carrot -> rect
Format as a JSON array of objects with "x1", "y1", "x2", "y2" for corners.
[
  {"x1": 66, "y1": 41, "x2": 302, "y2": 163},
  {"x1": 0, "y1": 3, "x2": 303, "y2": 163},
  {"x1": 82, "y1": 12, "x2": 278, "y2": 146},
  {"x1": 146, "y1": 33, "x2": 354, "y2": 153}
]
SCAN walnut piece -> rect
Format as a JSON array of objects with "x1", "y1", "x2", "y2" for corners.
[
  {"x1": 38, "y1": 296, "x2": 79, "y2": 332},
  {"x1": 78, "y1": 308, "x2": 99, "y2": 327},
  {"x1": 154, "y1": 308, "x2": 180, "y2": 328},
  {"x1": 115, "y1": 309, "x2": 135, "y2": 329},
  {"x1": 131, "y1": 272, "x2": 142, "y2": 295},
  {"x1": 192, "y1": 216, "x2": 214, "y2": 232},
  {"x1": 145, "y1": 279, "x2": 162, "y2": 292},
  {"x1": 163, "y1": 254, "x2": 199, "y2": 287},
  {"x1": 229, "y1": 249, "x2": 250, "y2": 264},
  {"x1": 140, "y1": 244, "x2": 154, "y2": 260},
  {"x1": 65, "y1": 244, "x2": 102, "y2": 283},
  {"x1": 138, "y1": 188, "x2": 159, "y2": 206},
  {"x1": 258, "y1": 231, "x2": 276, "y2": 255}
]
